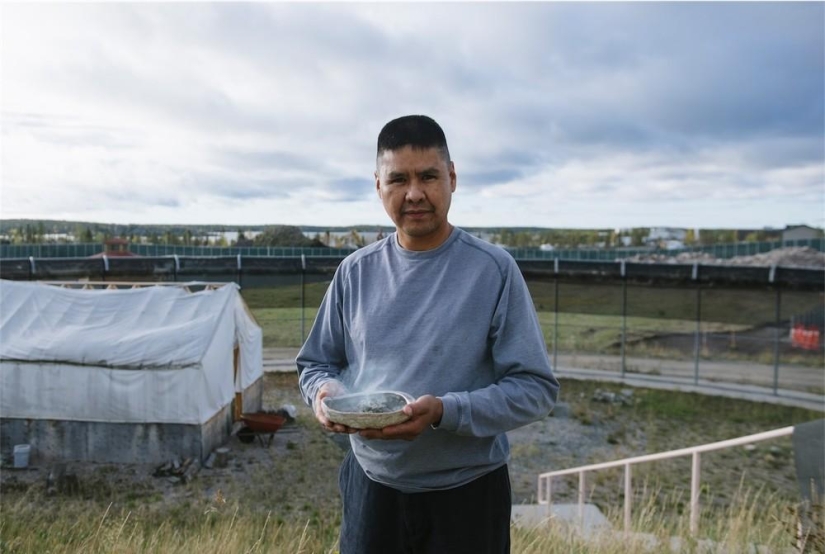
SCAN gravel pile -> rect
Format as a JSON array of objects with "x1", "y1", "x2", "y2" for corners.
[{"x1": 626, "y1": 247, "x2": 825, "y2": 268}]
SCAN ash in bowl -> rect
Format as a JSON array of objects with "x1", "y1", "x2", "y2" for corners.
[
  {"x1": 358, "y1": 395, "x2": 408, "y2": 413},
  {"x1": 322, "y1": 391, "x2": 414, "y2": 429}
]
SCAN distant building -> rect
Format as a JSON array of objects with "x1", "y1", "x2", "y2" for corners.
[
  {"x1": 43, "y1": 233, "x2": 74, "y2": 242},
  {"x1": 89, "y1": 238, "x2": 139, "y2": 258},
  {"x1": 782, "y1": 225, "x2": 821, "y2": 243},
  {"x1": 647, "y1": 227, "x2": 687, "y2": 242},
  {"x1": 205, "y1": 230, "x2": 262, "y2": 245},
  {"x1": 645, "y1": 227, "x2": 687, "y2": 248}
]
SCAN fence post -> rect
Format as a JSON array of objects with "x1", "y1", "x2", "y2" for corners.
[
  {"x1": 693, "y1": 263, "x2": 701, "y2": 385},
  {"x1": 621, "y1": 260, "x2": 627, "y2": 377},
  {"x1": 624, "y1": 463, "x2": 632, "y2": 532},
  {"x1": 541, "y1": 475, "x2": 553, "y2": 518},
  {"x1": 690, "y1": 451, "x2": 701, "y2": 535},
  {"x1": 578, "y1": 471, "x2": 586, "y2": 528},
  {"x1": 771, "y1": 266, "x2": 781, "y2": 396},
  {"x1": 553, "y1": 258, "x2": 559, "y2": 372},
  {"x1": 301, "y1": 254, "x2": 307, "y2": 345}
]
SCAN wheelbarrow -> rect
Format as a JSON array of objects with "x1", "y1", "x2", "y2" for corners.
[{"x1": 237, "y1": 412, "x2": 287, "y2": 447}]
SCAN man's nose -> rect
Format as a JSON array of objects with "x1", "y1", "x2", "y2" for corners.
[{"x1": 406, "y1": 179, "x2": 426, "y2": 202}]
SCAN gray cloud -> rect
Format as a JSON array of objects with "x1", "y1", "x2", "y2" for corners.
[
  {"x1": 2, "y1": 2, "x2": 822, "y2": 227},
  {"x1": 218, "y1": 149, "x2": 319, "y2": 173},
  {"x1": 6, "y1": 112, "x2": 137, "y2": 149},
  {"x1": 102, "y1": 189, "x2": 181, "y2": 210},
  {"x1": 188, "y1": 172, "x2": 297, "y2": 202},
  {"x1": 460, "y1": 169, "x2": 523, "y2": 189},
  {"x1": 321, "y1": 177, "x2": 374, "y2": 203}
]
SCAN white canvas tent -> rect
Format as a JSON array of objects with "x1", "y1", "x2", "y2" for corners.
[{"x1": 0, "y1": 280, "x2": 264, "y2": 463}]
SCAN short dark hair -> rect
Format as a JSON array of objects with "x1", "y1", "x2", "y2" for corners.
[{"x1": 376, "y1": 115, "x2": 451, "y2": 163}]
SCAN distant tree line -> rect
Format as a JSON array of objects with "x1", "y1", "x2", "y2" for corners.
[
  {"x1": 246, "y1": 226, "x2": 326, "y2": 248},
  {"x1": 0, "y1": 220, "x2": 327, "y2": 248},
  {"x1": 489, "y1": 227, "x2": 796, "y2": 249},
  {"x1": 0, "y1": 219, "x2": 819, "y2": 249}
]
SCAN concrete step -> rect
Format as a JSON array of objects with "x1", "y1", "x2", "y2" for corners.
[
  {"x1": 262, "y1": 361, "x2": 295, "y2": 373},
  {"x1": 262, "y1": 348, "x2": 299, "y2": 373},
  {"x1": 511, "y1": 503, "x2": 611, "y2": 536}
]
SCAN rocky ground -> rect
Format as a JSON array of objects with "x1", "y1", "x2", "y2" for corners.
[{"x1": 0, "y1": 373, "x2": 815, "y2": 525}]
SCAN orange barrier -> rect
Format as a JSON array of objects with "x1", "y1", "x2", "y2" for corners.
[{"x1": 791, "y1": 325, "x2": 821, "y2": 351}]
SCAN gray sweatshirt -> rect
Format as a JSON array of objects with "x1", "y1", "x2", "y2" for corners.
[{"x1": 297, "y1": 227, "x2": 559, "y2": 492}]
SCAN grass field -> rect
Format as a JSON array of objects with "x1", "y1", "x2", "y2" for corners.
[
  {"x1": 0, "y1": 280, "x2": 820, "y2": 552},
  {"x1": 241, "y1": 281, "x2": 823, "y2": 326},
  {"x1": 241, "y1": 284, "x2": 824, "y2": 369},
  {"x1": 2, "y1": 375, "x2": 821, "y2": 553},
  {"x1": 0, "y1": 495, "x2": 816, "y2": 553}
]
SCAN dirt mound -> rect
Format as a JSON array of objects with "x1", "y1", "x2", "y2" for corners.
[{"x1": 626, "y1": 247, "x2": 825, "y2": 268}]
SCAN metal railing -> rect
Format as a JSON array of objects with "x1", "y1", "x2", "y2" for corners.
[{"x1": 537, "y1": 426, "x2": 795, "y2": 535}]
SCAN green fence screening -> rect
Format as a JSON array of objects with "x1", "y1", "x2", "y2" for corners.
[{"x1": 1, "y1": 238, "x2": 822, "y2": 260}]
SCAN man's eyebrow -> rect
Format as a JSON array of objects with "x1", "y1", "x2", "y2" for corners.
[{"x1": 385, "y1": 167, "x2": 440, "y2": 179}]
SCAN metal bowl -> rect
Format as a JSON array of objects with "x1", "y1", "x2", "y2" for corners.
[{"x1": 322, "y1": 390, "x2": 414, "y2": 429}]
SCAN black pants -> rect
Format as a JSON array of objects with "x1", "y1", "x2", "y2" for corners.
[{"x1": 338, "y1": 451, "x2": 511, "y2": 554}]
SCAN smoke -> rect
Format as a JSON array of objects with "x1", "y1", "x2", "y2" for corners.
[{"x1": 339, "y1": 362, "x2": 402, "y2": 396}]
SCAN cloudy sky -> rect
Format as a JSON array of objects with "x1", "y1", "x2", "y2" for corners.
[{"x1": 2, "y1": 2, "x2": 823, "y2": 230}]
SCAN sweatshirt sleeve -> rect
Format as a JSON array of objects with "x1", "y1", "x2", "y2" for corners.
[
  {"x1": 437, "y1": 259, "x2": 560, "y2": 436},
  {"x1": 296, "y1": 266, "x2": 348, "y2": 410}
]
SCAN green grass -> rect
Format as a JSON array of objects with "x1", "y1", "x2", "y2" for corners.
[
  {"x1": 0, "y1": 496, "x2": 804, "y2": 554},
  {"x1": 251, "y1": 305, "x2": 783, "y2": 364},
  {"x1": 243, "y1": 285, "x2": 747, "y2": 352},
  {"x1": 242, "y1": 282, "x2": 822, "y2": 328},
  {"x1": 537, "y1": 312, "x2": 750, "y2": 354},
  {"x1": 630, "y1": 384, "x2": 816, "y2": 426},
  {"x1": 242, "y1": 282, "x2": 329, "y2": 310},
  {"x1": 0, "y1": 487, "x2": 812, "y2": 553},
  {"x1": 243, "y1": 284, "x2": 823, "y2": 368},
  {"x1": 526, "y1": 280, "x2": 822, "y2": 326},
  {"x1": 250, "y1": 307, "x2": 317, "y2": 347},
  {"x1": 2, "y1": 374, "x2": 821, "y2": 553},
  {"x1": 544, "y1": 378, "x2": 820, "y2": 529},
  {"x1": 0, "y1": 478, "x2": 813, "y2": 554},
  {"x1": 0, "y1": 500, "x2": 341, "y2": 554}
]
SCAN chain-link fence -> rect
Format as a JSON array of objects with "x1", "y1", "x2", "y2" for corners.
[{"x1": 2, "y1": 255, "x2": 822, "y2": 399}]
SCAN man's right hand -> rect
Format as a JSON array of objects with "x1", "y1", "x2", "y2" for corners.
[{"x1": 315, "y1": 381, "x2": 357, "y2": 434}]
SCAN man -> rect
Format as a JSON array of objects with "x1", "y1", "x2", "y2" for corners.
[{"x1": 297, "y1": 115, "x2": 559, "y2": 554}]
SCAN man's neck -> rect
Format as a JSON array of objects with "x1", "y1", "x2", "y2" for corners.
[{"x1": 396, "y1": 223, "x2": 454, "y2": 251}]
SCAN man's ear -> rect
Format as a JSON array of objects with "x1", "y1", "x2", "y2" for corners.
[
  {"x1": 375, "y1": 171, "x2": 383, "y2": 199},
  {"x1": 449, "y1": 161, "x2": 457, "y2": 192}
]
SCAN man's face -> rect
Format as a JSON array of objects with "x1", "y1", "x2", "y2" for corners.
[{"x1": 375, "y1": 145, "x2": 457, "y2": 251}]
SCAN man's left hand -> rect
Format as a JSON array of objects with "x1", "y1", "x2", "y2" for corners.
[{"x1": 358, "y1": 395, "x2": 443, "y2": 441}]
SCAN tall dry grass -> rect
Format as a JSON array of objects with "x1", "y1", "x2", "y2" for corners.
[
  {"x1": 0, "y1": 494, "x2": 339, "y2": 554},
  {"x1": 1, "y1": 485, "x2": 809, "y2": 554}
]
